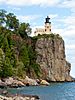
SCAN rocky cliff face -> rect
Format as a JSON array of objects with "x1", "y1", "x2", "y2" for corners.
[{"x1": 35, "y1": 34, "x2": 72, "y2": 81}]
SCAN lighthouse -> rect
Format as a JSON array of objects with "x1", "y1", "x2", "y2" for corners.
[
  {"x1": 34, "y1": 16, "x2": 51, "y2": 36},
  {"x1": 45, "y1": 16, "x2": 51, "y2": 33}
]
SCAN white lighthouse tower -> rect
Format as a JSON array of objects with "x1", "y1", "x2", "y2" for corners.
[
  {"x1": 44, "y1": 16, "x2": 51, "y2": 34},
  {"x1": 34, "y1": 16, "x2": 51, "y2": 36}
]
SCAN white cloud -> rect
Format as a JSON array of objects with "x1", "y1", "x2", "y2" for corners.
[
  {"x1": 57, "y1": 16, "x2": 75, "y2": 25},
  {"x1": 60, "y1": 0, "x2": 75, "y2": 8},
  {"x1": 7, "y1": 6, "x2": 21, "y2": 12},
  {"x1": 17, "y1": 15, "x2": 41, "y2": 23},
  {"x1": 52, "y1": 27, "x2": 75, "y2": 39},
  {"x1": 62, "y1": 29, "x2": 75, "y2": 37},
  {"x1": 0, "y1": 0, "x2": 75, "y2": 9},
  {"x1": 49, "y1": 14, "x2": 58, "y2": 19},
  {"x1": 71, "y1": 8, "x2": 75, "y2": 13},
  {"x1": 30, "y1": 13, "x2": 75, "y2": 38},
  {"x1": 0, "y1": 0, "x2": 60, "y2": 6},
  {"x1": 51, "y1": 13, "x2": 75, "y2": 37},
  {"x1": 66, "y1": 44, "x2": 75, "y2": 49},
  {"x1": 0, "y1": 0, "x2": 5, "y2": 3},
  {"x1": 52, "y1": 27, "x2": 63, "y2": 35}
]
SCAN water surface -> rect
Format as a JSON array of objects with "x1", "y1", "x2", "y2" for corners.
[{"x1": 7, "y1": 82, "x2": 75, "y2": 100}]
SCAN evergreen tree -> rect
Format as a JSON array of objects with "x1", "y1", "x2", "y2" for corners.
[
  {"x1": 14, "y1": 61, "x2": 25, "y2": 78},
  {"x1": 0, "y1": 9, "x2": 6, "y2": 26},
  {"x1": 0, "y1": 9, "x2": 40, "y2": 78},
  {"x1": 0, "y1": 48, "x2": 5, "y2": 76},
  {"x1": 18, "y1": 23, "x2": 31, "y2": 38},
  {"x1": 20, "y1": 45, "x2": 30, "y2": 68},
  {"x1": 6, "y1": 13, "x2": 19, "y2": 31},
  {"x1": 2, "y1": 57, "x2": 13, "y2": 77}
]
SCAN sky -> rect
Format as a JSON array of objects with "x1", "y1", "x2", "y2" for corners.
[{"x1": 0, "y1": 0, "x2": 75, "y2": 77}]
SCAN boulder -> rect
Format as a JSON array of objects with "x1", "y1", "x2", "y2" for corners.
[
  {"x1": 13, "y1": 80, "x2": 25, "y2": 87},
  {"x1": 23, "y1": 76, "x2": 38, "y2": 86},
  {"x1": 0, "y1": 79, "x2": 7, "y2": 88},
  {"x1": 5, "y1": 77, "x2": 14, "y2": 85},
  {"x1": 40, "y1": 80, "x2": 50, "y2": 85},
  {"x1": 0, "y1": 94, "x2": 40, "y2": 100},
  {"x1": 1, "y1": 77, "x2": 25, "y2": 87}
]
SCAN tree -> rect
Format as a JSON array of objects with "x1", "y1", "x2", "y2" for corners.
[
  {"x1": 6, "y1": 13, "x2": 19, "y2": 31},
  {"x1": 20, "y1": 45, "x2": 30, "y2": 68},
  {"x1": 18, "y1": 23, "x2": 31, "y2": 38},
  {"x1": 14, "y1": 61, "x2": 26, "y2": 78},
  {"x1": 28, "y1": 45, "x2": 40, "y2": 77},
  {"x1": 0, "y1": 9, "x2": 6, "y2": 26},
  {"x1": 0, "y1": 49, "x2": 13, "y2": 78},
  {"x1": 0, "y1": 48, "x2": 5, "y2": 76},
  {"x1": 2, "y1": 57, "x2": 13, "y2": 77}
]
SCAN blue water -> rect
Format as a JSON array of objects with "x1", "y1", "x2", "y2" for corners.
[{"x1": 6, "y1": 82, "x2": 75, "y2": 100}]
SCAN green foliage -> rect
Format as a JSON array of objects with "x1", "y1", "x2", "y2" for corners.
[
  {"x1": 28, "y1": 45, "x2": 36, "y2": 63},
  {"x1": 33, "y1": 33, "x2": 62, "y2": 40},
  {"x1": 2, "y1": 57, "x2": 13, "y2": 78},
  {"x1": 18, "y1": 23, "x2": 31, "y2": 38},
  {"x1": 20, "y1": 45, "x2": 30, "y2": 67},
  {"x1": 0, "y1": 9, "x2": 41, "y2": 78},
  {"x1": 6, "y1": 13, "x2": 19, "y2": 31},
  {"x1": 31, "y1": 63, "x2": 41, "y2": 77},
  {"x1": 0, "y1": 9, "x2": 31, "y2": 35},
  {"x1": 0, "y1": 48, "x2": 5, "y2": 75},
  {"x1": 13, "y1": 61, "x2": 26, "y2": 78},
  {"x1": 0, "y1": 9, "x2": 6, "y2": 26},
  {"x1": 27, "y1": 45, "x2": 41, "y2": 77},
  {"x1": 0, "y1": 49, "x2": 13, "y2": 78}
]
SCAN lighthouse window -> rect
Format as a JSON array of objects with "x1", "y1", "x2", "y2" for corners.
[{"x1": 47, "y1": 26, "x2": 49, "y2": 28}]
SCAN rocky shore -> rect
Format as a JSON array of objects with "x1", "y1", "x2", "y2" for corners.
[
  {"x1": 0, "y1": 76, "x2": 50, "y2": 88},
  {"x1": 0, "y1": 76, "x2": 74, "y2": 89},
  {"x1": 0, "y1": 76, "x2": 50, "y2": 100},
  {"x1": 0, "y1": 76, "x2": 74, "y2": 100},
  {"x1": 0, "y1": 94, "x2": 39, "y2": 100}
]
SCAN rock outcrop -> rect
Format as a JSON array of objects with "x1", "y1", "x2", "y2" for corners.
[
  {"x1": 35, "y1": 34, "x2": 73, "y2": 81},
  {"x1": 0, "y1": 77, "x2": 39, "y2": 87},
  {"x1": 40, "y1": 80, "x2": 50, "y2": 85},
  {"x1": 22, "y1": 76, "x2": 38, "y2": 86},
  {"x1": 0, "y1": 94, "x2": 39, "y2": 100}
]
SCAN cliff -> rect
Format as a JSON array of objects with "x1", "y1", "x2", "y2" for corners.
[
  {"x1": 33, "y1": 34, "x2": 72, "y2": 81},
  {"x1": 0, "y1": 26, "x2": 73, "y2": 81},
  {"x1": 0, "y1": 10, "x2": 73, "y2": 82}
]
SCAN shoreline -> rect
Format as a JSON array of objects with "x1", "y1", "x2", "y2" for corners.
[
  {"x1": 0, "y1": 76, "x2": 74, "y2": 89},
  {"x1": 0, "y1": 77, "x2": 74, "y2": 100},
  {"x1": 0, "y1": 94, "x2": 40, "y2": 100}
]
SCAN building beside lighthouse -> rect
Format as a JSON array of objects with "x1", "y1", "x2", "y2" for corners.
[{"x1": 34, "y1": 16, "x2": 51, "y2": 36}]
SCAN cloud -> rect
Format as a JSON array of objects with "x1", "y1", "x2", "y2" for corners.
[
  {"x1": 7, "y1": 6, "x2": 21, "y2": 12},
  {"x1": 57, "y1": 16, "x2": 75, "y2": 25},
  {"x1": 52, "y1": 26, "x2": 75, "y2": 39},
  {"x1": 60, "y1": 0, "x2": 75, "y2": 8},
  {"x1": 49, "y1": 14, "x2": 58, "y2": 19},
  {"x1": 17, "y1": 15, "x2": 41, "y2": 23},
  {"x1": 66, "y1": 44, "x2": 75, "y2": 49},
  {"x1": 51, "y1": 13, "x2": 75, "y2": 38},
  {"x1": 0, "y1": 0, "x2": 5, "y2": 3},
  {"x1": 30, "y1": 13, "x2": 75, "y2": 38},
  {"x1": 0, "y1": 0, "x2": 75, "y2": 9},
  {"x1": 0, "y1": 0, "x2": 60, "y2": 6},
  {"x1": 71, "y1": 8, "x2": 75, "y2": 13}
]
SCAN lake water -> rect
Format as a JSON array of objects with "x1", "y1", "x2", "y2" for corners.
[{"x1": 6, "y1": 82, "x2": 75, "y2": 100}]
